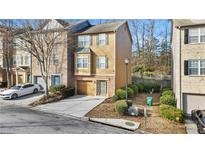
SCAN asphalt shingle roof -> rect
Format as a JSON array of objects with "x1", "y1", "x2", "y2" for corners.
[
  {"x1": 173, "y1": 19, "x2": 205, "y2": 27},
  {"x1": 81, "y1": 21, "x2": 126, "y2": 34}
]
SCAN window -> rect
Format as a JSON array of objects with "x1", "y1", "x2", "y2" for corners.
[
  {"x1": 51, "y1": 75, "x2": 61, "y2": 86},
  {"x1": 200, "y1": 60, "x2": 205, "y2": 75},
  {"x1": 188, "y1": 60, "x2": 198, "y2": 75},
  {"x1": 200, "y1": 28, "x2": 205, "y2": 43},
  {"x1": 77, "y1": 56, "x2": 88, "y2": 68},
  {"x1": 12, "y1": 55, "x2": 16, "y2": 65},
  {"x1": 97, "y1": 56, "x2": 108, "y2": 69},
  {"x1": 98, "y1": 34, "x2": 107, "y2": 45},
  {"x1": 78, "y1": 35, "x2": 91, "y2": 47},
  {"x1": 188, "y1": 28, "x2": 199, "y2": 43},
  {"x1": 188, "y1": 27, "x2": 205, "y2": 43},
  {"x1": 187, "y1": 60, "x2": 205, "y2": 76},
  {"x1": 52, "y1": 52, "x2": 59, "y2": 65},
  {"x1": 24, "y1": 55, "x2": 30, "y2": 65}
]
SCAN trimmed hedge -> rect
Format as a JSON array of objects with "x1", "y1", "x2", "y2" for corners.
[
  {"x1": 116, "y1": 89, "x2": 126, "y2": 99},
  {"x1": 49, "y1": 85, "x2": 75, "y2": 98},
  {"x1": 142, "y1": 83, "x2": 161, "y2": 93},
  {"x1": 115, "y1": 100, "x2": 132, "y2": 115},
  {"x1": 160, "y1": 94, "x2": 176, "y2": 106},
  {"x1": 128, "y1": 84, "x2": 139, "y2": 94},
  {"x1": 135, "y1": 83, "x2": 144, "y2": 92},
  {"x1": 159, "y1": 104, "x2": 184, "y2": 123},
  {"x1": 162, "y1": 90, "x2": 174, "y2": 96}
]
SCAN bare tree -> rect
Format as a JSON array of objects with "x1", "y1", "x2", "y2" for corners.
[
  {"x1": 0, "y1": 20, "x2": 16, "y2": 88},
  {"x1": 16, "y1": 20, "x2": 64, "y2": 97}
]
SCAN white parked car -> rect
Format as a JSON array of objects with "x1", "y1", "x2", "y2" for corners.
[{"x1": 0, "y1": 83, "x2": 41, "y2": 99}]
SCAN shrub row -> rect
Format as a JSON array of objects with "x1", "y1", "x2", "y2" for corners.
[
  {"x1": 159, "y1": 104, "x2": 184, "y2": 123},
  {"x1": 115, "y1": 100, "x2": 133, "y2": 115},
  {"x1": 49, "y1": 85, "x2": 75, "y2": 98},
  {"x1": 160, "y1": 89, "x2": 176, "y2": 106}
]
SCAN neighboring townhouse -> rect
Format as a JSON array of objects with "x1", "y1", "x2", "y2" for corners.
[
  {"x1": 74, "y1": 21, "x2": 132, "y2": 97},
  {"x1": 31, "y1": 19, "x2": 90, "y2": 89},
  {"x1": 172, "y1": 19, "x2": 205, "y2": 115},
  {"x1": 0, "y1": 29, "x2": 6, "y2": 83}
]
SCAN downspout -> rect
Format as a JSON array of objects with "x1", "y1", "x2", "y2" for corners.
[{"x1": 179, "y1": 26, "x2": 182, "y2": 109}]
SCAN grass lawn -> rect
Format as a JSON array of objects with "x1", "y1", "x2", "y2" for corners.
[{"x1": 86, "y1": 93, "x2": 186, "y2": 134}]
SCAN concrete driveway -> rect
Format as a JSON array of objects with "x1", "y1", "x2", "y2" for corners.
[
  {"x1": 33, "y1": 95, "x2": 106, "y2": 118},
  {"x1": 0, "y1": 93, "x2": 44, "y2": 107}
]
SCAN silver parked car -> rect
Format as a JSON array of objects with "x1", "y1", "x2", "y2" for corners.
[{"x1": 0, "y1": 83, "x2": 41, "y2": 99}]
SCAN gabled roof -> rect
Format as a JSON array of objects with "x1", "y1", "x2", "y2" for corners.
[
  {"x1": 80, "y1": 21, "x2": 126, "y2": 34},
  {"x1": 173, "y1": 19, "x2": 205, "y2": 28}
]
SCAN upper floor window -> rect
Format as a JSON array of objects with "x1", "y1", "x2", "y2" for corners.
[
  {"x1": 97, "y1": 33, "x2": 108, "y2": 45},
  {"x1": 185, "y1": 60, "x2": 205, "y2": 76},
  {"x1": 0, "y1": 39, "x2": 3, "y2": 49},
  {"x1": 186, "y1": 27, "x2": 205, "y2": 44},
  {"x1": 96, "y1": 56, "x2": 108, "y2": 69},
  {"x1": 52, "y1": 51, "x2": 59, "y2": 65},
  {"x1": 188, "y1": 60, "x2": 198, "y2": 75},
  {"x1": 77, "y1": 56, "x2": 88, "y2": 68},
  {"x1": 78, "y1": 35, "x2": 91, "y2": 47}
]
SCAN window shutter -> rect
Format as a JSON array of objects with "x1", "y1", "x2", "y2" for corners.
[
  {"x1": 96, "y1": 57, "x2": 99, "y2": 68},
  {"x1": 184, "y1": 29, "x2": 189, "y2": 44},
  {"x1": 90, "y1": 36, "x2": 92, "y2": 46},
  {"x1": 106, "y1": 34, "x2": 109, "y2": 45},
  {"x1": 184, "y1": 60, "x2": 189, "y2": 75},
  {"x1": 106, "y1": 57, "x2": 109, "y2": 68},
  {"x1": 96, "y1": 35, "x2": 99, "y2": 45}
]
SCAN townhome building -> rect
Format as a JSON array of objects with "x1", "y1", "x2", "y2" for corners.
[
  {"x1": 74, "y1": 21, "x2": 132, "y2": 97},
  {"x1": 172, "y1": 19, "x2": 205, "y2": 115},
  {"x1": 31, "y1": 19, "x2": 90, "y2": 89}
]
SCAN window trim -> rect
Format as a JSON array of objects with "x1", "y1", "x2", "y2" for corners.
[
  {"x1": 50, "y1": 74, "x2": 61, "y2": 86},
  {"x1": 97, "y1": 56, "x2": 107, "y2": 69},
  {"x1": 76, "y1": 55, "x2": 89, "y2": 69},
  {"x1": 78, "y1": 35, "x2": 91, "y2": 47},
  {"x1": 188, "y1": 28, "x2": 205, "y2": 44},
  {"x1": 187, "y1": 59, "x2": 205, "y2": 76}
]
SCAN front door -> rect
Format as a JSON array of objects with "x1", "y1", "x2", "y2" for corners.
[
  {"x1": 18, "y1": 75, "x2": 23, "y2": 84},
  {"x1": 97, "y1": 80, "x2": 107, "y2": 96}
]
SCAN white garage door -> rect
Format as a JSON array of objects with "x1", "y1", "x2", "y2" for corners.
[
  {"x1": 183, "y1": 94, "x2": 205, "y2": 115},
  {"x1": 34, "y1": 76, "x2": 46, "y2": 90}
]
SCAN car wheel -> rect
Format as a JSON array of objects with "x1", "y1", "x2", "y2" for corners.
[
  {"x1": 11, "y1": 93, "x2": 18, "y2": 99},
  {"x1": 33, "y1": 88, "x2": 38, "y2": 94}
]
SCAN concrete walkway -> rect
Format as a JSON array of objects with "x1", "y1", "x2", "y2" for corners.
[
  {"x1": 33, "y1": 95, "x2": 105, "y2": 118},
  {"x1": 185, "y1": 119, "x2": 198, "y2": 134}
]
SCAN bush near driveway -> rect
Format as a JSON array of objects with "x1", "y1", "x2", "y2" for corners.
[
  {"x1": 50, "y1": 85, "x2": 75, "y2": 98},
  {"x1": 30, "y1": 85, "x2": 75, "y2": 106},
  {"x1": 115, "y1": 100, "x2": 132, "y2": 115},
  {"x1": 162, "y1": 90, "x2": 174, "y2": 96},
  {"x1": 159, "y1": 104, "x2": 184, "y2": 123},
  {"x1": 160, "y1": 94, "x2": 176, "y2": 106}
]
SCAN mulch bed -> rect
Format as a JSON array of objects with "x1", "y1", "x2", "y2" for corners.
[{"x1": 86, "y1": 93, "x2": 186, "y2": 134}]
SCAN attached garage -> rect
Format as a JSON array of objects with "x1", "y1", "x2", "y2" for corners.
[
  {"x1": 183, "y1": 94, "x2": 205, "y2": 115},
  {"x1": 77, "y1": 80, "x2": 94, "y2": 95},
  {"x1": 34, "y1": 76, "x2": 46, "y2": 90}
]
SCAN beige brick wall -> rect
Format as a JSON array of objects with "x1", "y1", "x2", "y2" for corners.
[{"x1": 172, "y1": 22, "x2": 205, "y2": 109}]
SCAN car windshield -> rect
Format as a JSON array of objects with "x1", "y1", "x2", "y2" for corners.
[{"x1": 11, "y1": 85, "x2": 22, "y2": 90}]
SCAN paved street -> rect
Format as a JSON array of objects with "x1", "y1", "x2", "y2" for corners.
[{"x1": 0, "y1": 102, "x2": 134, "y2": 134}]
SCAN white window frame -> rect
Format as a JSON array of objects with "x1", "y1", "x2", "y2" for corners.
[
  {"x1": 76, "y1": 55, "x2": 89, "y2": 69},
  {"x1": 98, "y1": 33, "x2": 107, "y2": 45},
  {"x1": 188, "y1": 27, "x2": 205, "y2": 44},
  {"x1": 97, "y1": 56, "x2": 107, "y2": 69},
  {"x1": 200, "y1": 60, "x2": 205, "y2": 75},
  {"x1": 188, "y1": 60, "x2": 205, "y2": 76},
  {"x1": 78, "y1": 35, "x2": 91, "y2": 47}
]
